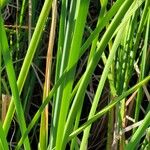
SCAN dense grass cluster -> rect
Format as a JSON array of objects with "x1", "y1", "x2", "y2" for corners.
[{"x1": 0, "y1": 0, "x2": 150, "y2": 149}]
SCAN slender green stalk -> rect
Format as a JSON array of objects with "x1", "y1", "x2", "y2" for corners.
[
  {"x1": 0, "y1": 122, "x2": 9, "y2": 150},
  {"x1": 134, "y1": 0, "x2": 150, "y2": 122},
  {"x1": 102, "y1": 52, "x2": 117, "y2": 150},
  {"x1": 87, "y1": 0, "x2": 108, "y2": 64},
  {"x1": 80, "y1": 20, "x2": 126, "y2": 150},
  {"x1": 50, "y1": 0, "x2": 76, "y2": 148},
  {"x1": 126, "y1": 0, "x2": 150, "y2": 98},
  {"x1": 3, "y1": 0, "x2": 52, "y2": 135},
  {"x1": 54, "y1": 0, "x2": 68, "y2": 82},
  {"x1": 0, "y1": 17, "x2": 1, "y2": 120},
  {"x1": 15, "y1": 0, "x2": 20, "y2": 69},
  {"x1": 70, "y1": 93, "x2": 85, "y2": 150},
  {"x1": 19, "y1": 0, "x2": 27, "y2": 26},
  {"x1": 69, "y1": 75, "x2": 150, "y2": 139},
  {"x1": 49, "y1": 0, "x2": 68, "y2": 147},
  {"x1": 141, "y1": 127, "x2": 150, "y2": 149},
  {"x1": 62, "y1": 1, "x2": 133, "y2": 149},
  {"x1": 16, "y1": 67, "x2": 74, "y2": 149},
  {"x1": 80, "y1": 0, "x2": 124, "y2": 56},
  {"x1": 0, "y1": 11, "x2": 31, "y2": 150},
  {"x1": 55, "y1": 1, "x2": 90, "y2": 149},
  {"x1": 126, "y1": 110, "x2": 150, "y2": 150}
]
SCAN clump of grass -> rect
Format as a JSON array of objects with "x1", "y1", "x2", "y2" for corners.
[{"x1": 0, "y1": 0, "x2": 150, "y2": 150}]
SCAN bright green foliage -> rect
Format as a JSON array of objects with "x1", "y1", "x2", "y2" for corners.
[
  {"x1": 0, "y1": 0, "x2": 150, "y2": 150},
  {"x1": 0, "y1": 0, "x2": 9, "y2": 8}
]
